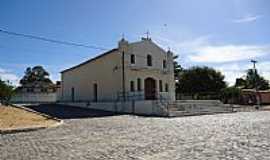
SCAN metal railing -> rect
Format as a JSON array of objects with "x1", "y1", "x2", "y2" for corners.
[
  {"x1": 116, "y1": 91, "x2": 144, "y2": 101},
  {"x1": 155, "y1": 94, "x2": 171, "y2": 115},
  {"x1": 116, "y1": 91, "x2": 171, "y2": 115}
]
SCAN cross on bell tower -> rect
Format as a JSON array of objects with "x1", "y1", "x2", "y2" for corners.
[
  {"x1": 144, "y1": 30, "x2": 150, "y2": 40},
  {"x1": 121, "y1": 33, "x2": 125, "y2": 40}
]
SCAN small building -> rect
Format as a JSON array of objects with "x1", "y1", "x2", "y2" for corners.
[
  {"x1": 59, "y1": 37, "x2": 175, "y2": 103},
  {"x1": 241, "y1": 89, "x2": 270, "y2": 105}
]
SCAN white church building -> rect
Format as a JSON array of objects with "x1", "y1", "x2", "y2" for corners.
[
  {"x1": 60, "y1": 37, "x2": 175, "y2": 103},
  {"x1": 58, "y1": 37, "x2": 231, "y2": 116}
]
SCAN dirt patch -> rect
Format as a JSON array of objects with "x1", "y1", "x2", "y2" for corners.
[{"x1": 0, "y1": 105, "x2": 57, "y2": 129}]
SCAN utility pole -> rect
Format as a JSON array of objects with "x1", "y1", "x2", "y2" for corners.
[
  {"x1": 251, "y1": 59, "x2": 257, "y2": 70},
  {"x1": 250, "y1": 59, "x2": 260, "y2": 109}
]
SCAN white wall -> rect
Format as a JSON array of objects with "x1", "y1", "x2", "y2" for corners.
[
  {"x1": 11, "y1": 93, "x2": 57, "y2": 103},
  {"x1": 61, "y1": 50, "x2": 122, "y2": 102},
  {"x1": 58, "y1": 100, "x2": 167, "y2": 116},
  {"x1": 124, "y1": 39, "x2": 175, "y2": 101}
]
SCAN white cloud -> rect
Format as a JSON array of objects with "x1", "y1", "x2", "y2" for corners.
[
  {"x1": 189, "y1": 45, "x2": 270, "y2": 63},
  {"x1": 49, "y1": 73, "x2": 60, "y2": 83},
  {"x1": 0, "y1": 68, "x2": 5, "y2": 73},
  {"x1": 154, "y1": 35, "x2": 211, "y2": 53},
  {"x1": 215, "y1": 63, "x2": 246, "y2": 85},
  {"x1": 215, "y1": 61, "x2": 270, "y2": 86},
  {"x1": 233, "y1": 15, "x2": 263, "y2": 23},
  {"x1": 256, "y1": 61, "x2": 270, "y2": 81},
  {"x1": 154, "y1": 32, "x2": 270, "y2": 64},
  {"x1": 152, "y1": 32, "x2": 270, "y2": 85},
  {"x1": 0, "y1": 67, "x2": 19, "y2": 86}
]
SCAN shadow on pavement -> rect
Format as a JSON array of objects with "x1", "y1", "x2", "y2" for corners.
[{"x1": 24, "y1": 104, "x2": 116, "y2": 119}]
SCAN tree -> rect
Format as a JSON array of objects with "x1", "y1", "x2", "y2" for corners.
[
  {"x1": 235, "y1": 69, "x2": 270, "y2": 90},
  {"x1": 235, "y1": 78, "x2": 246, "y2": 88},
  {"x1": 173, "y1": 55, "x2": 183, "y2": 93},
  {"x1": 173, "y1": 55, "x2": 183, "y2": 79},
  {"x1": 19, "y1": 66, "x2": 52, "y2": 86},
  {"x1": 220, "y1": 87, "x2": 241, "y2": 104},
  {"x1": 177, "y1": 66, "x2": 227, "y2": 96},
  {"x1": 0, "y1": 79, "x2": 15, "y2": 105}
]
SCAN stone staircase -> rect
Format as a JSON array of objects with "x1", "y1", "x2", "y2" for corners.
[{"x1": 167, "y1": 100, "x2": 233, "y2": 117}]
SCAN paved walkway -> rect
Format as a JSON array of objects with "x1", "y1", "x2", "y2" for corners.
[{"x1": 1, "y1": 104, "x2": 270, "y2": 160}]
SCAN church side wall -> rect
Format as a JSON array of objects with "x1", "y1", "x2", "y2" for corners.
[{"x1": 60, "y1": 51, "x2": 122, "y2": 102}]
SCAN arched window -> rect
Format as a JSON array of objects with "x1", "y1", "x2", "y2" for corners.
[
  {"x1": 130, "y1": 54, "x2": 135, "y2": 64},
  {"x1": 130, "y1": 81, "x2": 135, "y2": 92},
  {"x1": 137, "y1": 78, "x2": 141, "y2": 91},
  {"x1": 147, "y1": 54, "x2": 152, "y2": 66}
]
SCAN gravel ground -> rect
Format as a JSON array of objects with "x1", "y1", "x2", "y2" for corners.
[{"x1": 1, "y1": 105, "x2": 270, "y2": 160}]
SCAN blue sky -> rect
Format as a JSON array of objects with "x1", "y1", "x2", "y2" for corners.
[{"x1": 0, "y1": 0, "x2": 269, "y2": 86}]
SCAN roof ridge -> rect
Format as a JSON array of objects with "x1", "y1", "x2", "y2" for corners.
[{"x1": 61, "y1": 48, "x2": 118, "y2": 73}]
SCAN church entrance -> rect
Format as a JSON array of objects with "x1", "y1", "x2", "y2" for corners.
[{"x1": 144, "y1": 78, "x2": 157, "y2": 100}]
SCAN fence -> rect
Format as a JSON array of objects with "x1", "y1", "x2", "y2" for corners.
[
  {"x1": 176, "y1": 92, "x2": 220, "y2": 100},
  {"x1": 117, "y1": 91, "x2": 171, "y2": 101}
]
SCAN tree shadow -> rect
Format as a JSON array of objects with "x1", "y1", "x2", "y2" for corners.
[{"x1": 24, "y1": 104, "x2": 117, "y2": 119}]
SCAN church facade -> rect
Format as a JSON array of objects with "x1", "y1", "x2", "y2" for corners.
[{"x1": 60, "y1": 37, "x2": 175, "y2": 103}]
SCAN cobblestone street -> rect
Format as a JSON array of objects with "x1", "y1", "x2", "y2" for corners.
[{"x1": 1, "y1": 105, "x2": 270, "y2": 160}]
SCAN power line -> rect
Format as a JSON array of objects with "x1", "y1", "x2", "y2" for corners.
[{"x1": 0, "y1": 28, "x2": 108, "y2": 50}]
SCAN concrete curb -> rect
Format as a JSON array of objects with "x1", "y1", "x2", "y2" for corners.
[
  {"x1": 0, "y1": 104, "x2": 63, "y2": 134},
  {"x1": 0, "y1": 121, "x2": 63, "y2": 134},
  {"x1": 11, "y1": 104, "x2": 63, "y2": 122}
]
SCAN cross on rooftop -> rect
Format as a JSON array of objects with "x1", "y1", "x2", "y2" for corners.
[
  {"x1": 145, "y1": 30, "x2": 150, "y2": 39},
  {"x1": 121, "y1": 33, "x2": 125, "y2": 39}
]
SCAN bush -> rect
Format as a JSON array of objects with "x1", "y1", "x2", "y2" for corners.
[
  {"x1": 0, "y1": 79, "x2": 15, "y2": 105},
  {"x1": 220, "y1": 87, "x2": 241, "y2": 104}
]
